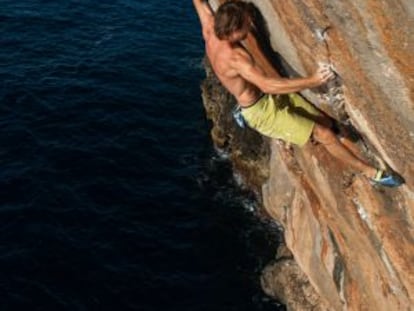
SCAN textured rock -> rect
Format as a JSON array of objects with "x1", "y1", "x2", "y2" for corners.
[
  {"x1": 261, "y1": 245, "x2": 331, "y2": 311},
  {"x1": 203, "y1": 0, "x2": 414, "y2": 310},
  {"x1": 201, "y1": 58, "x2": 271, "y2": 195}
]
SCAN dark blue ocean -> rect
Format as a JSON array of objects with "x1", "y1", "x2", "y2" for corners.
[{"x1": 0, "y1": 1, "x2": 284, "y2": 310}]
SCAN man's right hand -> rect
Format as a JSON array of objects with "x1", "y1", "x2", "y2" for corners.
[{"x1": 311, "y1": 63, "x2": 335, "y2": 86}]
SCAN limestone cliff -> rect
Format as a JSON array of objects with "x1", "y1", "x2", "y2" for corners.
[{"x1": 201, "y1": 0, "x2": 414, "y2": 310}]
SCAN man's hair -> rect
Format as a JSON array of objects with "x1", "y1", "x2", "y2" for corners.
[{"x1": 214, "y1": 1, "x2": 252, "y2": 40}]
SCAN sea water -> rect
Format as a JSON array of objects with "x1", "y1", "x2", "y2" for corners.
[{"x1": 0, "y1": 1, "x2": 284, "y2": 310}]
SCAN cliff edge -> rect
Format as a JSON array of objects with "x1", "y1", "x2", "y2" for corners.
[{"x1": 202, "y1": 1, "x2": 414, "y2": 310}]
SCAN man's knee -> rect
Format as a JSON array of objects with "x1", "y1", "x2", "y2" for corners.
[
  {"x1": 312, "y1": 124, "x2": 337, "y2": 145},
  {"x1": 315, "y1": 114, "x2": 334, "y2": 129}
]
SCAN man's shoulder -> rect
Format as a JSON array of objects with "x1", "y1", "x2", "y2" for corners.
[{"x1": 231, "y1": 47, "x2": 254, "y2": 65}]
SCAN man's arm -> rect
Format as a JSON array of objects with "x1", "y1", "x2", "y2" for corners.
[
  {"x1": 192, "y1": 0, "x2": 214, "y2": 40},
  {"x1": 234, "y1": 49, "x2": 334, "y2": 94}
]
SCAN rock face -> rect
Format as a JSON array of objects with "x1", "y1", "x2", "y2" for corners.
[{"x1": 202, "y1": 0, "x2": 414, "y2": 310}]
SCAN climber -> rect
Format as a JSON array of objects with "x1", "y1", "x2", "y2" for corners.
[{"x1": 193, "y1": 0, "x2": 403, "y2": 187}]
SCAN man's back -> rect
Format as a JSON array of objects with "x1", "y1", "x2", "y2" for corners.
[{"x1": 205, "y1": 33, "x2": 262, "y2": 106}]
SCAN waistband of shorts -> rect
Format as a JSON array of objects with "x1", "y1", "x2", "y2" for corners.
[{"x1": 240, "y1": 93, "x2": 266, "y2": 109}]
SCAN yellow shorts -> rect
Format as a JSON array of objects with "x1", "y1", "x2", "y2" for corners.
[{"x1": 240, "y1": 93, "x2": 320, "y2": 146}]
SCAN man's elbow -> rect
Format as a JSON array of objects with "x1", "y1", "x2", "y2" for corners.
[
  {"x1": 192, "y1": 0, "x2": 202, "y2": 10},
  {"x1": 259, "y1": 85, "x2": 271, "y2": 94},
  {"x1": 258, "y1": 82, "x2": 276, "y2": 94},
  {"x1": 193, "y1": 0, "x2": 208, "y2": 9}
]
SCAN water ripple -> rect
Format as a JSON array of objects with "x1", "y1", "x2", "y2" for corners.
[{"x1": 0, "y1": 1, "x2": 282, "y2": 310}]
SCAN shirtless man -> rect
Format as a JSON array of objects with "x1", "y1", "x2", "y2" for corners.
[{"x1": 193, "y1": 0, "x2": 403, "y2": 187}]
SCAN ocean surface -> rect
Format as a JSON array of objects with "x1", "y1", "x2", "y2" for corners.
[{"x1": 0, "y1": 1, "x2": 284, "y2": 310}]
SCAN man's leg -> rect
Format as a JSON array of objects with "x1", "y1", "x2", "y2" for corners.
[
  {"x1": 311, "y1": 123, "x2": 377, "y2": 178},
  {"x1": 338, "y1": 136, "x2": 368, "y2": 164}
]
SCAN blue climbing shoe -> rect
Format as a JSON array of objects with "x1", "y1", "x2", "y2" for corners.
[{"x1": 372, "y1": 170, "x2": 405, "y2": 187}]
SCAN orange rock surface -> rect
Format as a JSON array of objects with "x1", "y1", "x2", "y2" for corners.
[{"x1": 204, "y1": 1, "x2": 414, "y2": 310}]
